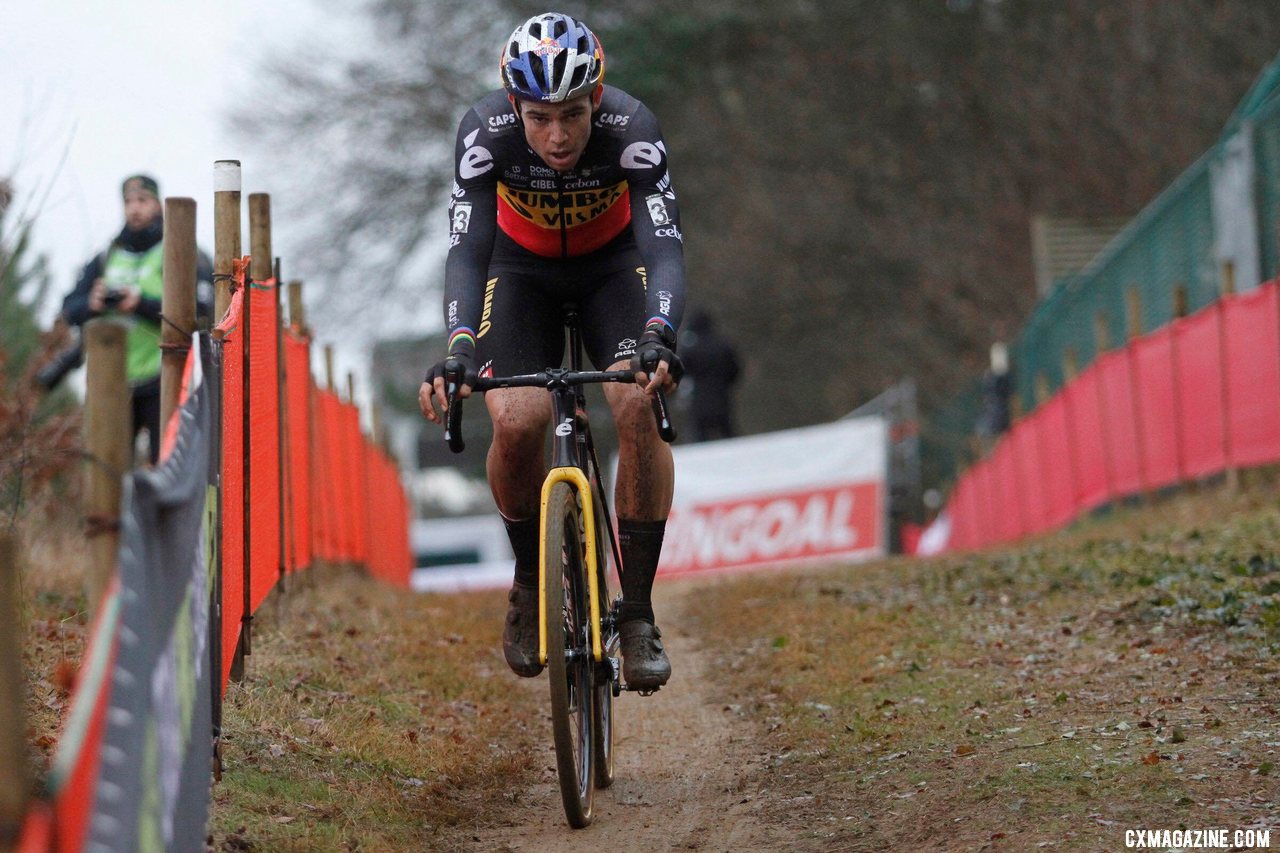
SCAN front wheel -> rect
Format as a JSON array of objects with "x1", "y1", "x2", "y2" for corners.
[{"x1": 544, "y1": 482, "x2": 595, "y2": 827}]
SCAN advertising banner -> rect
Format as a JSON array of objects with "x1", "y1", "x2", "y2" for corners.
[
  {"x1": 87, "y1": 334, "x2": 214, "y2": 852},
  {"x1": 658, "y1": 417, "x2": 887, "y2": 575}
]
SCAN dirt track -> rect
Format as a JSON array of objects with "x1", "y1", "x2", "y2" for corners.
[{"x1": 466, "y1": 581, "x2": 787, "y2": 852}]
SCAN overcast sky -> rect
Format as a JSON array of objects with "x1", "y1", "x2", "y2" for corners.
[{"x1": 1, "y1": 0, "x2": 390, "y2": 393}]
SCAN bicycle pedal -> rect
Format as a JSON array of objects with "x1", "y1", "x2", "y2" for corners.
[{"x1": 625, "y1": 685, "x2": 661, "y2": 696}]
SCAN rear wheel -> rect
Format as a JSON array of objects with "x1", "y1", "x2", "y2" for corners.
[
  {"x1": 593, "y1": 589, "x2": 616, "y2": 789},
  {"x1": 544, "y1": 482, "x2": 595, "y2": 827}
]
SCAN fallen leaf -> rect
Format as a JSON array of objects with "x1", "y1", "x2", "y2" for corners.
[
  {"x1": 51, "y1": 658, "x2": 78, "y2": 694},
  {"x1": 1142, "y1": 752, "x2": 1160, "y2": 765},
  {"x1": 955, "y1": 744, "x2": 976, "y2": 756}
]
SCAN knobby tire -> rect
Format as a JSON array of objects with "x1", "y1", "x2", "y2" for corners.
[{"x1": 545, "y1": 482, "x2": 595, "y2": 827}]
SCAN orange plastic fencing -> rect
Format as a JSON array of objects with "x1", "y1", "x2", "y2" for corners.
[
  {"x1": 934, "y1": 277, "x2": 1280, "y2": 555},
  {"x1": 247, "y1": 277, "x2": 282, "y2": 610},
  {"x1": 284, "y1": 332, "x2": 312, "y2": 572},
  {"x1": 215, "y1": 267, "x2": 247, "y2": 692},
  {"x1": 215, "y1": 255, "x2": 412, "y2": 695}
]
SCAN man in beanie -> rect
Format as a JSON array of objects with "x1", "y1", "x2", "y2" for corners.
[{"x1": 60, "y1": 174, "x2": 213, "y2": 463}]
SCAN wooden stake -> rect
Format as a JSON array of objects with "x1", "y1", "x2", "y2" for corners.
[
  {"x1": 0, "y1": 533, "x2": 29, "y2": 842},
  {"x1": 324, "y1": 345, "x2": 335, "y2": 392},
  {"x1": 347, "y1": 371, "x2": 356, "y2": 406},
  {"x1": 1126, "y1": 287, "x2": 1143, "y2": 341},
  {"x1": 1093, "y1": 311, "x2": 1111, "y2": 353},
  {"x1": 248, "y1": 194, "x2": 272, "y2": 284},
  {"x1": 83, "y1": 319, "x2": 130, "y2": 616},
  {"x1": 1221, "y1": 260, "x2": 1236, "y2": 296},
  {"x1": 288, "y1": 281, "x2": 306, "y2": 334},
  {"x1": 213, "y1": 161, "x2": 241, "y2": 325},
  {"x1": 1173, "y1": 284, "x2": 1189, "y2": 319},
  {"x1": 161, "y1": 197, "x2": 198, "y2": 440}
]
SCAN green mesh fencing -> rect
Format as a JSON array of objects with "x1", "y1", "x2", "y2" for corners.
[{"x1": 924, "y1": 51, "x2": 1280, "y2": 489}]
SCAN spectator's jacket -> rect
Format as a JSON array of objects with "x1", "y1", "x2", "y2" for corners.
[{"x1": 62, "y1": 221, "x2": 213, "y2": 387}]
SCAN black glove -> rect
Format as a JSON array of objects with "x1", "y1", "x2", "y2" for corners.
[
  {"x1": 424, "y1": 351, "x2": 477, "y2": 392},
  {"x1": 629, "y1": 327, "x2": 684, "y2": 384}
]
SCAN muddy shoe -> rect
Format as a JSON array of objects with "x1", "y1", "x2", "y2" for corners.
[
  {"x1": 620, "y1": 620, "x2": 671, "y2": 689},
  {"x1": 503, "y1": 583, "x2": 543, "y2": 677}
]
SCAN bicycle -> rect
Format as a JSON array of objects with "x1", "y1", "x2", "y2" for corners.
[{"x1": 441, "y1": 306, "x2": 676, "y2": 828}]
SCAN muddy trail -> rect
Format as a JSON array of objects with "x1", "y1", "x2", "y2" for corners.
[{"x1": 465, "y1": 582, "x2": 787, "y2": 852}]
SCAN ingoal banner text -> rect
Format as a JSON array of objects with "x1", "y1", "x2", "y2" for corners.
[{"x1": 658, "y1": 416, "x2": 887, "y2": 575}]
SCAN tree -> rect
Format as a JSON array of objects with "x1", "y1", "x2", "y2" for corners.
[
  {"x1": 0, "y1": 178, "x2": 79, "y2": 526},
  {"x1": 232, "y1": 0, "x2": 1280, "y2": 445}
]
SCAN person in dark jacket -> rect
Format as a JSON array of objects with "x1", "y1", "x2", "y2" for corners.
[
  {"x1": 680, "y1": 310, "x2": 741, "y2": 442},
  {"x1": 60, "y1": 174, "x2": 213, "y2": 463}
]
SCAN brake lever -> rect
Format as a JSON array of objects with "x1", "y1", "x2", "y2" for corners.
[
  {"x1": 652, "y1": 388, "x2": 676, "y2": 443},
  {"x1": 444, "y1": 380, "x2": 465, "y2": 453}
]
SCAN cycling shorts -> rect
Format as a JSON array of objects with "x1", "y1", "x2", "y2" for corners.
[{"x1": 473, "y1": 231, "x2": 649, "y2": 377}]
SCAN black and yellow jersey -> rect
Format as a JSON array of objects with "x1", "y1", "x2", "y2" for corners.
[{"x1": 443, "y1": 85, "x2": 686, "y2": 351}]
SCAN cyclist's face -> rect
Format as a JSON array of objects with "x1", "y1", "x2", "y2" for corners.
[{"x1": 519, "y1": 95, "x2": 593, "y2": 173}]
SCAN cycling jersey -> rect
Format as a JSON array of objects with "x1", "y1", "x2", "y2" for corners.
[{"x1": 443, "y1": 85, "x2": 686, "y2": 357}]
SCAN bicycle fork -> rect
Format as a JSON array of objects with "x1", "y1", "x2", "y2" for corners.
[{"x1": 538, "y1": 465, "x2": 604, "y2": 666}]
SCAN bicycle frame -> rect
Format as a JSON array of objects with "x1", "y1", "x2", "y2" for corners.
[{"x1": 442, "y1": 307, "x2": 675, "y2": 668}]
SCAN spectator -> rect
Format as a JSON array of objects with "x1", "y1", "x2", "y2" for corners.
[
  {"x1": 680, "y1": 310, "x2": 741, "y2": 442},
  {"x1": 60, "y1": 174, "x2": 212, "y2": 463},
  {"x1": 975, "y1": 341, "x2": 1012, "y2": 453}
]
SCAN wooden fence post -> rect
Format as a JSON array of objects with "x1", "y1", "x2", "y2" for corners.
[
  {"x1": 83, "y1": 319, "x2": 130, "y2": 616},
  {"x1": 288, "y1": 281, "x2": 306, "y2": 334},
  {"x1": 213, "y1": 161, "x2": 241, "y2": 324},
  {"x1": 161, "y1": 197, "x2": 198, "y2": 438},
  {"x1": 0, "y1": 533, "x2": 30, "y2": 845},
  {"x1": 1126, "y1": 287, "x2": 1143, "y2": 341}
]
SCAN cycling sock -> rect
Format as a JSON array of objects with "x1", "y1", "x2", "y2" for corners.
[
  {"x1": 503, "y1": 515, "x2": 540, "y2": 588},
  {"x1": 617, "y1": 518, "x2": 667, "y2": 624}
]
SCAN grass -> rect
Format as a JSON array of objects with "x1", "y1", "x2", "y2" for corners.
[
  {"x1": 15, "y1": 473, "x2": 1280, "y2": 849},
  {"x1": 209, "y1": 568, "x2": 545, "y2": 851},
  {"x1": 683, "y1": 478, "x2": 1280, "y2": 849}
]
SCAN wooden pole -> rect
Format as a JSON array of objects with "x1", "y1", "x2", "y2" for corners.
[
  {"x1": 288, "y1": 281, "x2": 306, "y2": 334},
  {"x1": 160, "y1": 197, "x2": 198, "y2": 440},
  {"x1": 83, "y1": 319, "x2": 130, "y2": 615},
  {"x1": 0, "y1": 533, "x2": 29, "y2": 844},
  {"x1": 324, "y1": 345, "x2": 335, "y2": 392},
  {"x1": 1126, "y1": 287, "x2": 1143, "y2": 341},
  {"x1": 347, "y1": 371, "x2": 356, "y2": 406},
  {"x1": 213, "y1": 161, "x2": 241, "y2": 326},
  {"x1": 249, "y1": 194, "x2": 272, "y2": 284},
  {"x1": 1173, "y1": 284, "x2": 1189, "y2": 319},
  {"x1": 371, "y1": 403, "x2": 384, "y2": 450}
]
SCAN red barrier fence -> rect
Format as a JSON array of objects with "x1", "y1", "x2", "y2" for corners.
[
  {"x1": 933, "y1": 279, "x2": 1280, "y2": 553},
  {"x1": 216, "y1": 258, "x2": 412, "y2": 693}
]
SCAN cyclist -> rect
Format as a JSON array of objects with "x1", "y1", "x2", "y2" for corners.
[{"x1": 420, "y1": 12, "x2": 685, "y2": 690}]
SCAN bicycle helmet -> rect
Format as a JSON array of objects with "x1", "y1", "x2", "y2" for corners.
[{"x1": 500, "y1": 12, "x2": 605, "y2": 103}]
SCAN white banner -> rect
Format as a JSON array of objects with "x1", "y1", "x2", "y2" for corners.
[{"x1": 655, "y1": 417, "x2": 888, "y2": 575}]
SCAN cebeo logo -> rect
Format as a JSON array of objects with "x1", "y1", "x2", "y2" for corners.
[{"x1": 554, "y1": 419, "x2": 574, "y2": 437}]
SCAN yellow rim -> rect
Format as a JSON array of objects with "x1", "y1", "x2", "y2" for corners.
[{"x1": 538, "y1": 466, "x2": 602, "y2": 665}]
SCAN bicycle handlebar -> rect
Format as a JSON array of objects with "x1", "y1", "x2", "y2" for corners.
[{"x1": 444, "y1": 368, "x2": 677, "y2": 453}]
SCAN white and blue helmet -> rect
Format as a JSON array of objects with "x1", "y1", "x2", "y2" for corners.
[{"x1": 500, "y1": 12, "x2": 605, "y2": 103}]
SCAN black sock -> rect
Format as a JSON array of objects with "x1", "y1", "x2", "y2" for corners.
[
  {"x1": 617, "y1": 518, "x2": 667, "y2": 624},
  {"x1": 504, "y1": 516, "x2": 540, "y2": 588}
]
